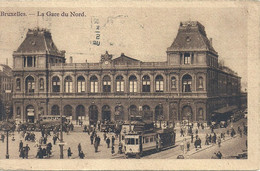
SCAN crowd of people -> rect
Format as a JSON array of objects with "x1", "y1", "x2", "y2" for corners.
[{"x1": 178, "y1": 120, "x2": 247, "y2": 159}]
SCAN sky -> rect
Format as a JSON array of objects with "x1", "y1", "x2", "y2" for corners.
[{"x1": 0, "y1": 7, "x2": 248, "y2": 89}]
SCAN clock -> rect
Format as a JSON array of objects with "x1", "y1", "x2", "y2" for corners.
[{"x1": 105, "y1": 61, "x2": 109, "y2": 65}]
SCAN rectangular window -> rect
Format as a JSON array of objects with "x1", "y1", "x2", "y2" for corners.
[
  {"x1": 184, "y1": 53, "x2": 191, "y2": 64},
  {"x1": 116, "y1": 82, "x2": 120, "y2": 92},
  {"x1": 121, "y1": 81, "x2": 124, "y2": 91},
  {"x1": 130, "y1": 82, "x2": 133, "y2": 92},
  {"x1": 78, "y1": 82, "x2": 82, "y2": 92},
  {"x1": 134, "y1": 81, "x2": 137, "y2": 92},
  {"x1": 95, "y1": 82, "x2": 98, "y2": 93}
]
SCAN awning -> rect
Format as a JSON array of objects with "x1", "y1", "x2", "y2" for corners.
[{"x1": 212, "y1": 105, "x2": 238, "y2": 114}]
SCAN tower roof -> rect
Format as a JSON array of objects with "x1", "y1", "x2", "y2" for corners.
[
  {"x1": 14, "y1": 28, "x2": 65, "y2": 56},
  {"x1": 167, "y1": 21, "x2": 217, "y2": 55}
]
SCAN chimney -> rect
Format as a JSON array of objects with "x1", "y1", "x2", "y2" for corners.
[
  {"x1": 70, "y1": 56, "x2": 73, "y2": 63},
  {"x1": 209, "y1": 38, "x2": 213, "y2": 46},
  {"x1": 6, "y1": 58, "x2": 8, "y2": 66}
]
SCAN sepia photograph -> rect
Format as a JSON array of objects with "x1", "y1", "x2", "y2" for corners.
[{"x1": 0, "y1": 1, "x2": 258, "y2": 170}]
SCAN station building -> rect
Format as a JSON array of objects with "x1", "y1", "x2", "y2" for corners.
[{"x1": 12, "y1": 21, "x2": 242, "y2": 125}]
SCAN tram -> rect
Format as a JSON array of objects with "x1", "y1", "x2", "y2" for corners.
[{"x1": 124, "y1": 127, "x2": 176, "y2": 158}]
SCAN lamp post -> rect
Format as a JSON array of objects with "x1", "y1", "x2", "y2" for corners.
[
  {"x1": 2, "y1": 103, "x2": 12, "y2": 159},
  {"x1": 59, "y1": 97, "x2": 64, "y2": 159}
]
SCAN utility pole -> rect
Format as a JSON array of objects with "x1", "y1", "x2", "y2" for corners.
[{"x1": 59, "y1": 97, "x2": 64, "y2": 159}]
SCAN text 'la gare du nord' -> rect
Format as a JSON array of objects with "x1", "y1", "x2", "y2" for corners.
[{"x1": 37, "y1": 11, "x2": 87, "y2": 17}]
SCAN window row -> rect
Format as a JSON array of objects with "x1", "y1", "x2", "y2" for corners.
[{"x1": 17, "y1": 74, "x2": 204, "y2": 93}]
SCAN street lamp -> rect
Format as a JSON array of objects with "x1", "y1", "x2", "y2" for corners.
[
  {"x1": 59, "y1": 97, "x2": 64, "y2": 159},
  {"x1": 2, "y1": 103, "x2": 13, "y2": 159}
]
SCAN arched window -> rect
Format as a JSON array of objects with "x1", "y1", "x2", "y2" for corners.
[
  {"x1": 103, "y1": 75, "x2": 111, "y2": 93},
  {"x1": 143, "y1": 105, "x2": 152, "y2": 120},
  {"x1": 16, "y1": 78, "x2": 21, "y2": 90},
  {"x1": 142, "y1": 75, "x2": 150, "y2": 92},
  {"x1": 182, "y1": 74, "x2": 192, "y2": 92},
  {"x1": 198, "y1": 108, "x2": 203, "y2": 121},
  {"x1": 64, "y1": 105, "x2": 72, "y2": 117},
  {"x1": 25, "y1": 76, "x2": 35, "y2": 93},
  {"x1": 16, "y1": 107, "x2": 21, "y2": 117},
  {"x1": 129, "y1": 105, "x2": 137, "y2": 119},
  {"x1": 116, "y1": 75, "x2": 124, "y2": 92},
  {"x1": 90, "y1": 76, "x2": 98, "y2": 93},
  {"x1": 198, "y1": 77, "x2": 203, "y2": 89},
  {"x1": 77, "y1": 76, "x2": 85, "y2": 93},
  {"x1": 39, "y1": 78, "x2": 44, "y2": 90},
  {"x1": 52, "y1": 76, "x2": 60, "y2": 92},
  {"x1": 51, "y1": 105, "x2": 60, "y2": 115},
  {"x1": 129, "y1": 75, "x2": 137, "y2": 93},
  {"x1": 64, "y1": 76, "x2": 73, "y2": 93},
  {"x1": 171, "y1": 76, "x2": 176, "y2": 89},
  {"x1": 155, "y1": 75, "x2": 164, "y2": 92}
]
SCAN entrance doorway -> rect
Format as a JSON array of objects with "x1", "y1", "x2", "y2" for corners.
[
  {"x1": 26, "y1": 105, "x2": 35, "y2": 123},
  {"x1": 102, "y1": 105, "x2": 111, "y2": 122}
]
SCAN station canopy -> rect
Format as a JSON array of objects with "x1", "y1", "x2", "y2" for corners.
[{"x1": 212, "y1": 105, "x2": 238, "y2": 114}]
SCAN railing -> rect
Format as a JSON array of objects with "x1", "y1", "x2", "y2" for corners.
[
  {"x1": 13, "y1": 92, "x2": 208, "y2": 98},
  {"x1": 48, "y1": 61, "x2": 168, "y2": 70}
]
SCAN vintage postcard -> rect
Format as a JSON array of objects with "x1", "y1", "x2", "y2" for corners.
[{"x1": 0, "y1": 0, "x2": 259, "y2": 170}]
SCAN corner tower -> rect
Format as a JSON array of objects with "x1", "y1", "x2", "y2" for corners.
[{"x1": 167, "y1": 21, "x2": 218, "y2": 67}]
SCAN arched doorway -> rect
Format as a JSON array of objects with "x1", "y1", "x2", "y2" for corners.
[
  {"x1": 143, "y1": 105, "x2": 152, "y2": 121},
  {"x1": 76, "y1": 105, "x2": 85, "y2": 122},
  {"x1": 89, "y1": 105, "x2": 98, "y2": 125},
  {"x1": 115, "y1": 105, "x2": 124, "y2": 121},
  {"x1": 51, "y1": 105, "x2": 60, "y2": 115},
  {"x1": 129, "y1": 105, "x2": 137, "y2": 120},
  {"x1": 155, "y1": 104, "x2": 163, "y2": 121},
  {"x1": 64, "y1": 105, "x2": 73, "y2": 120},
  {"x1": 26, "y1": 105, "x2": 35, "y2": 123},
  {"x1": 102, "y1": 105, "x2": 111, "y2": 122},
  {"x1": 182, "y1": 105, "x2": 193, "y2": 121}
]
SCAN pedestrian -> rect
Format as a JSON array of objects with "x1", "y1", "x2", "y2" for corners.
[
  {"x1": 227, "y1": 129, "x2": 230, "y2": 136},
  {"x1": 1, "y1": 134, "x2": 5, "y2": 143},
  {"x1": 191, "y1": 132, "x2": 194, "y2": 143},
  {"x1": 194, "y1": 139, "x2": 198, "y2": 150},
  {"x1": 112, "y1": 136, "x2": 115, "y2": 146},
  {"x1": 106, "y1": 137, "x2": 111, "y2": 148},
  {"x1": 19, "y1": 147, "x2": 25, "y2": 159},
  {"x1": 180, "y1": 128, "x2": 184, "y2": 137},
  {"x1": 67, "y1": 147, "x2": 73, "y2": 158},
  {"x1": 24, "y1": 144, "x2": 30, "y2": 159},
  {"x1": 94, "y1": 140, "x2": 99, "y2": 153},
  {"x1": 118, "y1": 142, "x2": 123, "y2": 154},
  {"x1": 90, "y1": 135, "x2": 94, "y2": 145},
  {"x1": 97, "y1": 136, "x2": 101, "y2": 146},
  {"x1": 186, "y1": 141, "x2": 190, "y2": 151},
  {"x1": 78, "y1": 143, "x2": 82, "y2": 156},
  {"x1": 36, "y1": 147, "x2": 43, "y2": 159},
  {"x1": 53, "y1": 135, "x2": 57, "y2": 145},
  {"x1": 198, "y1": 138, "x2": 202, "y2": 148},
  {"x1": 205, "y1": 134, "x2": 209, "y2": 145},
  {"x1": 216, "y1": 151, "x2": 222, "y2": 159},
  {"x1": 79, "y1": 151, "x2": 85, "y2": 159},
  {"x1": 19, "y1": 140, "x2": 23, "y2": 152},
  {"x1": 111, "y1": 145, "x2": 115, "y2": 154},
  {"x1": 43, "y1": 136, "x2": 47, "y2": 144},
  {"x1": 217, "y1": 137, "x2": 221, "y2": 147},
  {"x1": 103, "y1": 132, "x2": 107, "y2": 141}
]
